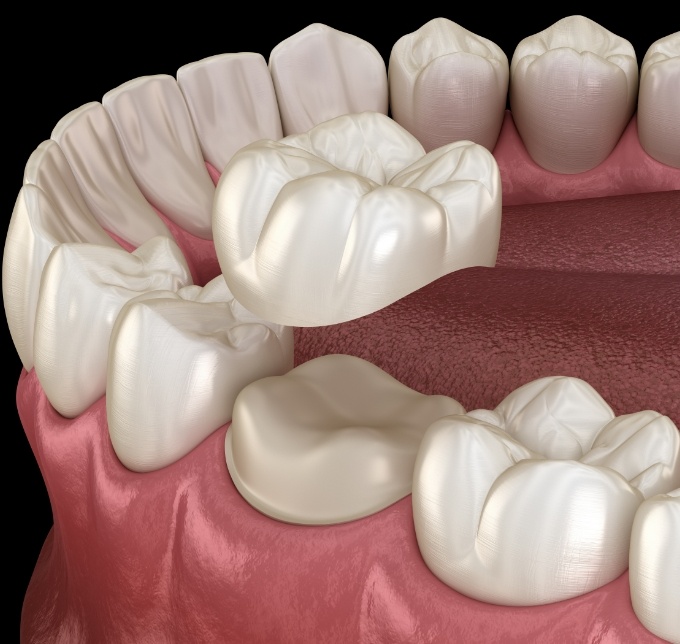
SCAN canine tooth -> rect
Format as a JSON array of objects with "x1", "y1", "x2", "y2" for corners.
[
  {"x1": 177, "y1": 53, "x2": 282, "y2": 173},
  {"x1": 4, "y1": 141, "x2": 120, "y2": 370},
  {"x1": 638, "y1": 32, "x2": 680, "y2": 169},
  {"x1": 389, "y1": 17, "x2": 509, "y2": 152},
  {"x1": 413, "y1": 378, "x2": 678, "y2": 606},
  {"x1": 510, "y1": 15, "x2": 638, "y2": 173},
  {"x1": 103, "y1": 75, "x2": 215, "y2": 239},
  {"x1": 269, "y1": 23, "x2": 388, "y2": 136},
  {"x1": 225, "y1": 354, "x2": 465, "y2": 525},
  {"x1": 51, "y1": 102, "x2": 173, "y2": 247},
  {"x1": 213, "y1": 112, "x2": 501, "y2": 327},
  {"x1": 33, "y1": 237, "x2": 192, "y2": 418},
  {"x1": 629, "y1": 489, "x2": 680, "y2": 644},
  {"x1": 107, "y1": 275, "x2": 293, "y2": 472}
]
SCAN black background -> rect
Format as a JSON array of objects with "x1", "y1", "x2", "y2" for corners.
[{"x1": 5, "y1": 7, "x2": 671, "y2": 639}]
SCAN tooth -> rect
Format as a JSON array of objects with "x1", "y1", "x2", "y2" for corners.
[
  {"x1": 102, "y1": 75, "x2": 215, "y2": 239},
  {"x1": 269, "y1": 23, "x2": 388, "y2": 136},
  {"x1": 629, "y1": 489, "x2": 680, "y2": 644},
  {"x1": 389, "y1": 17, "x2": 509, "y2": 152},
  {"x1": 225, "y1": 354, "x2": 465, "y2": 524},
  {"x1": 510, "y1": 15, "x2": 638, "y2": 173},
  {"x1": 3, "y1": 139, "x2": 120, "y2": 370},
  {"x1": 107, "y1": 275, "x2": 293, "y2": 472},
  {"x1": 213, "y1": 112, "x2": 501, "y2": 327},
  {"x1": 413, "y1": 375, "x2": 678, "y2": 606},
  {"x1": 581, "y1": 411, "x2": 680, "y2": 498},
  {"x1": 493, "y1": 375, "x2": 615, "y2": 460},
  {"x1": 638, "y1": 32, "x2": 680, "y2": 169},
  {"x1": 177, "y1": 53, "x2": 283, "y2": 173},
  {"x1": 33, "y1": 237, "x2": 192, "y2": 418},
  {"x1": 51, "y1": 101, "x2": 174, "y2": 247}
]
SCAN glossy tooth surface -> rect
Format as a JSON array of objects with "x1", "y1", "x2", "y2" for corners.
[
  {"x1": 226, "y1": 354, "x2": 465, "y2": 525},
  {"x1": 3, "y1": 140, "x2": 120, "y2": 370},
  {"x1": 34, "y1": 237, "x2": 192, "y2": 418},
  {"x1": 269, "y1": 23, "x2": 388, "y2": 136},
  {"x1": 413, "y1": 377, "x2": 679, "y2": 606},
  {"x1": 389, "y1": 17, "x2": 509, "y2": 152},
  {"x1": 107, "y1": 276, "x2": 293, "y2": 472},
  {"x1": 510, "y1": 15, "x2": 638, "y2": 173},
  {"x1": 638, "y1": 32, "x2": 680, "y2": 169},
  {"x1": 177, "y1": 53, "x2": 282, "y2": 173},
  {"x1": 51, "y1": 102, "x2": 173, "y2": 247},
  {"x1": 213, "y1": 112, "x2": 501, "y2": 327},
  {"x1": 629, "y1": 489, "x2": 680, "y2": 644},
  {"x1": 103, "y1": 75, "x2": 215, "y2": 239}
]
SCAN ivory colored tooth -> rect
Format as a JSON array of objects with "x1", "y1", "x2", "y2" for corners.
[
  {"x1": 213, "y1": 112, "x2": 501, "y2": 327},
  {"x1": 510, "y1": 15, "x2": 638, "y2": 173},
  {"x1": 629, "y1": 489, "x2": 680, "y2": 644},
  {"x1": 51, "y1": 102, "x2": 173, "y2": 247},
  {"x1": 389, "y1": 17, "x2": 509, "y2": 152},
  {"x1": 33, "y1": 237, "x2": 192, "y2": 418},
  {"x1": 638, "y1": 32, "x2": 680, "y2": 168},
  {"x1": 269, "y1": 23, "x2": 388, "y2": 136},
  {"x1": 107, "y1": 276, "x2": 293, "y2": 472},
  {"x1": 103, "y1": 75, "x2": 215, "y2": 239},
  {"x1": 412, "y1": 377, "x2": 679, "y2": 606},
  {"x1": 3, "y1": 139, "x2": 119, "y2": 370},
  {"x1": 225, "y1": 354, "x2": 465, "y2": 525},
  {"x1": 177, "y1": 53, "x2": 282, "y2": 173}
]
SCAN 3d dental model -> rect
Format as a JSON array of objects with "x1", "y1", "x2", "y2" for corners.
[{"x1": 6, "y1": 14, "x2": 680, "y2": 644}]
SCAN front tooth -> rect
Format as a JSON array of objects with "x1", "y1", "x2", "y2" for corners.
[
  {"x1": 225, "y1": 354, "x2": 465, "y2": 525},
  {"x1": 51, "y1": 102, "x2": 174, "y2": 247},
  {"x1": 413, "y1": 376, "x2": 678, "y2": 606},
  {"x1": 413, "y1": 414, "x2": 643, "y2": 605},
  {"x1": 177, "y1": 53, "x2": 283, "y2": 173},
  {"x1": 638, "y1": 32, "x2": 680, "y2": 169},
  {"x1": 213, "y1": 112, "x2": 501, "y2": 327},
  {"x1": 33, "y1": 237, "x2": 192, "y2": 418},
  {"x1": 107, "y1": 275, "x2": 293, "y2": 472},
  {"x1": 629, "y1": 489, "x2": 680, "y2": 644},
  {"x1": 389, "y1": 17, "x2": 509, "y2": 152},
  {"x1": 3, "y1": 140, "x2": 120, "y2": 370},
  {"x1": 510, "y1": 15, "x2": 638, "y2": 173},
  {"x1": 102, "y1": 75, "x2": 215, "y2": 239},
  {"x1": 269, "y1": 23, "x2": 388, "y2": 136}
]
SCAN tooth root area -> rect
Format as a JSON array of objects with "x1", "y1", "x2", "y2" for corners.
[
  {"x1": 630, "y1": 490, "x2": 680, "y2": 643},
  {"x1": 510, "y1": 16, "x2": 638, "y2": 174},
  {"x1": 33, "y1": 237, "x2": 192, "y2": 418},
  {"x1": 269, "y1": 23, "x2": 388, "y2": 136},
  {"x1": 389, "y1": 18, "x2": 508, "y2": 152},
  {"x1": 226, "y1": 354, "x2": 465, "y2": 525},
  {"x1": 638, "y1": 33, "x2": 680, "y2": 169},
  {"x1": 108, "y1": 287, "x2": 293, "y2": 473}
]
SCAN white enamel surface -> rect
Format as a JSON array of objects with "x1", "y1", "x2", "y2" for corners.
[
  {"x1": 412, "y1": 378, "x2": 680, "y2": 606},
  {"x1": 510, "y1": 15, "x2": 638, "y2": 173},
  {"x1": 177, "y1": 53, "x2": 283, "y2": 172},
  {"x1": 213, "y1": 112, "x2": 501, "y2": 327},
  {"x1": 629, "y1": 489, "x2": 680, "y2": 644},
  {"x1": 3, "y1": 140, "x2": 120, "y2": 370},
  {"x1": 51, "y1": 102, "x2": 173, "y2": 247},
  {"x1": 389, "y1": 18, "x2": 509, "y2": 152},
  {"x1": 638, "y1": 32, "x2": 680, "y2": 169},
  {"x1": 102, "y1": 75, "x2": 215, "y2": 239},
  {"x1": 107, "y1": 276, "x2": 294, "y2": 472},
  {"x1": 269, "y1": 23, "x2": 388, "y2": 136},
  {"x1": 226, "y1": 354, "x2": 465, "y2": 525},
  {"x1": 34, "y1": 237, "x2": 192, "y2": 418}
]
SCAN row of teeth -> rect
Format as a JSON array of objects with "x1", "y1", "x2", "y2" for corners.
[
  {"x1": 224, "y1": 354, "x2": 679, "y2": 641},
  {"x1": 3, "y1": 14, "x2": 678, "y2": 642}
]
